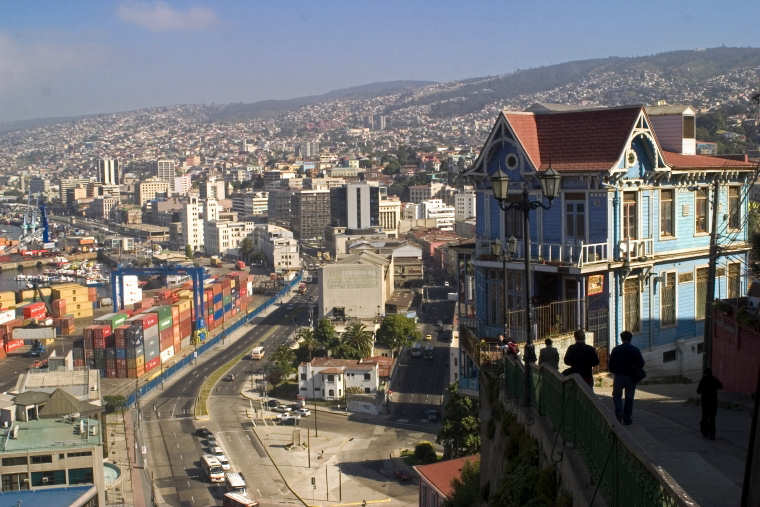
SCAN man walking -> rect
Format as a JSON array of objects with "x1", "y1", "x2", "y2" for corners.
[
  {"x1": 539, "y1": 338, "x2": 559, "y2": 369},
  {"x1": 564, "y1": 330, "x2": 599, "y2": 389},
  {"x1": 609, "y1": 331, "x2": 645, "y2": 425},
  {"x1": 697, "y1": 368, "x2": 723, "y2": 440}
]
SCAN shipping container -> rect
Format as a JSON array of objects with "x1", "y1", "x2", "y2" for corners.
[
  {"x1": 144, "y1": 356, "x2": 160, "y2": 373},
  {"x1": 128, "y1": 313, "x2": 158, "y2": 329}
]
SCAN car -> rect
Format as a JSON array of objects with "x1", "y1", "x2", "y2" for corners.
[
  {"x1": 278, "y1": 414, "x2": 300, "y2": 425},
  {"x1": 425, "y1": 409, "x2": 441, "y2": 422},
  {"x1": 286, "y1": 304, "x2": 295, "y2": 311},
  {"x1": 212, "y1": 446, "x2": 225, "y2": 458},
  {"x1": 195, "y1": 427, "x2": 211, "y2": 438},
  {"x1": 223, "y1": 373, "x2": 235, "y2": 382},
  {"x1": 217, "y1": 454, "x2": 231, "y2": 471},
  {"x1": 266, "y1": 400, "x2": 279, "y2": 408},
  {"x1": 424, "y1": 334, "x2": 432, "y2": 341},
  {"x1": 272, "y1": 405, "x2": 292, "y2": 413},
  {"x1": 295, "y1": 408, "x2": 311, "y2": 417},
  {"x1": 205, "y1": 436, "x2": 218, "y2": 448}
]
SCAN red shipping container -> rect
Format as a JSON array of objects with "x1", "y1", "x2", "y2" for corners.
[
  {"x1": 131, "y1": 313, "x2": 158, "y2": 329},
  {"x1": 179, "y1": 309, "x2": 192, "y2": 322},
  {"x1": 88, "y1": 287, "x2": 97, "y2": 302},
  {"x1": 52, "y1": 299, "x2": 67, "y2": 317},
  {"x1": 127, "y1": 368, "x2": 137, "y2": 378},
  {"x1": 172, "y1": 323, "x2": 180, "y2": 341},
  {"x1": 116, "y1": 359, "x2": 127, "y2": 370},
  {"x1": 0, "y1": 346, "x2": 6, "y2": 360},
  {"x1": 106, "y1": 368, "x2": 117, "y2": 378},
  {"x1": 144, "y1": 356, "x2": 160, "y2": 372},
  {"x1": 116, "y1": 368, "x2": 127, "y2": 379},
  {"x1": 74, "y1": 358, "x2": 85, "y2": 368},
  {"x1": 93, "y1": 337, "x2": 106, "y2": 349},
  {"x1": 5, "y1": 339, "x2": 24, "y2": 353}
]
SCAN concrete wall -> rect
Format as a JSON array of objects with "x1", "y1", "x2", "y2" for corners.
[{"x1": 320, "y1": 263, "x2": 384, "y2": 319}]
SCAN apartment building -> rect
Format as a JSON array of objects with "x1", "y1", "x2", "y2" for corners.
[
  {"x1": 181, "y1": 196, "x2": 204, "y2": 252},
  {"x1": 421, "y1": 199, "x2": 456, "y2": 231},
  {"x1": 204, "y1": 220, "x2": 256, "y2": 257},
  {"x1": 454, "y1": 191, "x2": 476, "y2": 222},
  {"x1": 252, "y1": 224, "x2": 300, "y2": 273},
  {"x1": 291, "y1": 189, "x2": 331, "y2": 241},
  {"x1": 298, "y1": 358, "x2": 379, "y2": 401},
  {"x1": 156, "y1": 159, "x2": 176, "y2": 190},
  {"x1": 231, "y1": 191, "x2": 268, "y2": 218},
  {"x1": 137, "y1": 178, "x2": 169, "y2": 206},
  {"x1": 379, "y1": 197, "x2": 401, "y2": 238}
]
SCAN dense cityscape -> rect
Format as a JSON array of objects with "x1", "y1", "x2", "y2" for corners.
[{"x1": 1, "y1": 4, "x2": 760, "y2": 507}]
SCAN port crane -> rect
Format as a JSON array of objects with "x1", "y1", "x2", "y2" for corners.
[
  {"x1": 18, "y1": 196, "x2": 52, "y2": 249},
  {"x1": 110, "y1": 264, "x2": 208, "y2": 343}
]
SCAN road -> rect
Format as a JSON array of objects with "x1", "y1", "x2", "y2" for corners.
[{"x1": 139, "y1": 288, "x2": 314, "y2": 506}]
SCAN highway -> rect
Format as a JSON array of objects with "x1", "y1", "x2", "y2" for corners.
[{"x1": 139, "y1": 288, "x2": 314, "y2": 507}]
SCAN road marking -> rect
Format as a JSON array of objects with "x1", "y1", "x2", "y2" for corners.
[{"x1": 329, "y1": 499, "x2": 392, "y2": 506}]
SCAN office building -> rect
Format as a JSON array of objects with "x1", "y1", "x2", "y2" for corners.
[
  {"x1": 330, "y1": 183, "x2": 379, "y2": 231},
  {"x1": 454, "y1": 191, "x2": 477, "y2": 222},
  {"x1": 173, "y1": 175, "x2": 191, "y2": 196},
  {"x1": 59, "y1": 178, "x2": 91, "y2": 204},
  {"x1": 156, "y1": 159, "x2": 176, "y2": 192},
  {"x1": 291, "y1": 189, "x2": 331, "y2": 241},
  {"x1": 231, "y1": 191, "x2": 268, "y2": 218},
  {"x1": 252, "y1": 224, "x2": 300, "y2": 273},
  {"x1": 379, "y1": 197, "x2": 401, "y2": 238},
  {"x1": 267, "y1": 190, "x2": 293, "y2": 224},
  {"x1": 409, "y1": 182, "x2": 444, "y2": 203},
  {"x1": 97, "y1": 157, "x2": 120, "y2": 185},
  {"x1": 203, "y1": 220, "x2": 256, "y2": 256},
  {"x1": 319, "y1": 251, "x2": 392, "y2": 320},
  {"x1": 299, "y1": 141, "x2": 320, "y2": 159},
  {"x1": 201, "y1": 177, "x2": 226, "y2": 201},
  {"x1": 181, "y1": 196, "x2": 204, "y2": 252},
  {"x1": 29, "y1": 176, "x2": 50, "y2": 196},
  {"x1": 137, "y1": 178, "x2": 169, "y2": 206},
  {"x1": 420, "y1": 199, "x2": 456, "y2": 231}
]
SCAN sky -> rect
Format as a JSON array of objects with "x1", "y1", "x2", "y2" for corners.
[{"x1": 2, "y1": 0, "x2": 760, "y2": 122}]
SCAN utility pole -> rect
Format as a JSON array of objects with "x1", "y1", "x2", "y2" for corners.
[
  {"x1": 307, "y1": 429, "x2": 311, "y2": 468},
  {"x1": 703, "y1": 176, "x2": 721, "y2": 371}
]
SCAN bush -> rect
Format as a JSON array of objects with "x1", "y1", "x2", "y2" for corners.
[
  {"x1": 414, "y1": 441, "x2": 437, "y2": 464},
  {"x1": 103, "y1": 395, "x2": 126, "y2": 414}
]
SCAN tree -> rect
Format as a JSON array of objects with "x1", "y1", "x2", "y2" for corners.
[
  {"x1": 267, "y1": 344, "x2": 295, "y2": 386},
  {"x1": 239, "y1": 237, "x2": 254, "y2": 263},
  {"x1": 414, "y1": 441, "x2": 438, "y2": 464},
  {"x1": 185, "y1": 244, "x2": 193, "y2": 259},
  {"x1": 376, "y1": 314, "x2": 420, "y2": 355},
  {"x1": 103, "y1": 395, "x2": 126, "y2": 414},
  {"x1": 314, "y1": 318, "x2": 339, "y2": 353},
  {"x1": 295, "y1": 327, "x2": 321, "y2": 365},
  {"x1": 444, "y1": 459, "x2": 480, "y2": 507},
  {"x1": 437, "y1": 383, "x2": 480, "y2": 458},
  {"x1": 336, "y1": 322, "x2": 374, "y2": 359}
]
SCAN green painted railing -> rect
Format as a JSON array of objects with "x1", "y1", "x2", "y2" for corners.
[{"x1": 501, "y1": 356, "x2": 692, "y2": 507}]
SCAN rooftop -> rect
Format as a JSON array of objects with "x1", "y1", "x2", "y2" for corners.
[
  {"x1": 0, "y1": 485, "x2": 94, "y2": 506},
  {"x1": 414, "y1": 454, "x2": 479, "y2": 499},
  {"x1": 1, "y1": 417, "x2": 101, "y2": 454},
  {"x1": 15, "y1": 368, "x2": 100, "y2": 402}
]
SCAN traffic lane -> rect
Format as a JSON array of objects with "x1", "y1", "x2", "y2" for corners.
[{"x1": 390, "y1": 347, "x2": 449, "y2": 396}]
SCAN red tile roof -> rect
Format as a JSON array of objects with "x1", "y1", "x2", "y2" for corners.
[
  {"x1": 366, "y1": 355, "x2": 395, "y2": 378},
  {"x1": 662, "y1": 150, "x2": 756, "y2": 170},
  {"x1": 414, "y1": 455, "x2": 479, "y2": 499},
  {"x1": 504, "y1": 106, "x2": 642, "y2": 172}
]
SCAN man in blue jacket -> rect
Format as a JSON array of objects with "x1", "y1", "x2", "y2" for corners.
[{"x1": 609, "y1": 330, "x2": 645, "y2": 425}]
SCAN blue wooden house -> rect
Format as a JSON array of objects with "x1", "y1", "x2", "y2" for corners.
[{"x1": 459, "y1": 104, "x2": 756, "y2": 379}]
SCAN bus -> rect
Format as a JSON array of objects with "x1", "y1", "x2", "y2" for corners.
[
  {"x1": 250, "y1": 346, "x2": 264, "y2": 360},
  {"x1": 201, "y1": 454, "x2": 225, "y2": 483},
  {"x1": 225, "y1": 472, "x2": 247, "y2": 496}
]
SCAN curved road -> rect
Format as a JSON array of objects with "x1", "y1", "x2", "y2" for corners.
[{"x1": 139, "y1": 288, "x2": 314, "y2": 507}]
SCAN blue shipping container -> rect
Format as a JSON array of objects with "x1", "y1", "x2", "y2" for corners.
[
  {"x1": 214, "y1": 309, "x2": 223, "y2": 321},
  {"x1": 213, "y1": 294, "x2": 223, "y2": 304},
  {"x1": 223, "y1": 303, "x2": 232, "y2": 313},
  {"x1": 115, "y1": 349, "x2": 126, "y2": 359}
]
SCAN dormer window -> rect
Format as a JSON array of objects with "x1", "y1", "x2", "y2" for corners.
[{"x1": 683, "y1": 116, "x2": 695, "y2": 139}]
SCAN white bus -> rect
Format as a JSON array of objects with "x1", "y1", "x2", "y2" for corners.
[
  {"x1": 250, "y1": 346, "x2": 264, "y2": 360},
  {"x1": 201, "y1": 454, "x2": 225, "y2": 483},
  {"x1": 225, "y1": 472, "x2": 247, "y2": 496}
]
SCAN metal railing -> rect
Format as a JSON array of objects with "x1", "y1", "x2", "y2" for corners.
[
  {"x1": 501, "y1": 356, "x2": 693, "y2": 507},
  {"x1": 477, "y1": 239, "x2": 609, "y2": 268},
  {"x1": 504, "y1": 298, "x2": 584, "y2": 342},
  {"x1": 580, "y1": 242, "x2": 609, "y2": 266},
  {"x1": 618, "y1": 238, "x2": 654, "y2": 262}
]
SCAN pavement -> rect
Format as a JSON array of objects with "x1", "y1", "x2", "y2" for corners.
[{"x1": 593, "y1": 378, "x2": 752, "y2": 507}]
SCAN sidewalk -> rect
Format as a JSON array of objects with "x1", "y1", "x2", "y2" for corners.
[
  {"x1": 594, "y1": 379, "x2": 750, "y2": 507},
  {"x1": 103, "y1": 411, "x2": 135, "y2": 506}
]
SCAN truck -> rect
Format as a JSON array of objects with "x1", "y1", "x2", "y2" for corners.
[
  {"x1": 236, "y1": 260, "x2": 246, "y2": 270},
  {"x1": 210, "y1": 256, "x2": 221, "y2": 267},
  {"x1": 223, "y1": 492, "x2": 259, "y2": 507}
]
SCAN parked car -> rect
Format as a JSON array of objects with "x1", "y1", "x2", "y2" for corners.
[
  {"x1": 424, "y1": 334, "x2": 433, "y2": 341},
  {"x1": 295, "y1": 408, "x2": 311, "y2": 417},
  {"x1": 218, "y1": 454, "x2": 231, "y2": 471},
  {"x1": 277, "y1": 413, "x2": 300, "y2": 424},
  {"x1": 224, "y1": 373, "x2": 236, "y2": 382},
  {"x1": 195, "y1": 427, "x2": 212, "y2": 438},
  {"x1": 272, "y1": 405, "x2": 292, "y2": 413},
  {"x1": 212, "y1": 446, "x2": 225, "y2": 459},
  {"x1": 266, "y1": 400, "x2": 279, "y2": 408}
]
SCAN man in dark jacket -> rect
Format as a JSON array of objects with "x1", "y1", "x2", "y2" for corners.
[
  {"x1": 539, "y1": 338, "x2": 559, "y2": 370},
  {"x1": 697, "y1": 368, "x2": 723, "y2": 440},
  {"x1": 564, "y1": 330, "x2": 599, "y2": 389},
  {"x1": 609, "y1": 330, "x2": 645, "y2": 425}
]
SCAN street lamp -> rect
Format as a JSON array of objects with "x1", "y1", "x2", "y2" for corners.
[{"x1": 490, "y1": 166, "x2": 561, "y2": 407}]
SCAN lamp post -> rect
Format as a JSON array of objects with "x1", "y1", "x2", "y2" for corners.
[{"x1": 490, "y1": 166, "x2": 561, "y2": 407}]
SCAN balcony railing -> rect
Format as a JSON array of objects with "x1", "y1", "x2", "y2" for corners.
[
  {"x1": 618, "y1": 238, "x2": 654, "y2": 263},
  {"x1": 505, "y1": 298, "x2": 585, "y2": 342},
  {"x1": 476, "y1": 239, "x2": 609, "y2": 268}
]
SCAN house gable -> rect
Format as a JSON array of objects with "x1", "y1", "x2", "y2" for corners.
[{"x1": 615, "y1": 109, "x2": 669, "y2": 179}]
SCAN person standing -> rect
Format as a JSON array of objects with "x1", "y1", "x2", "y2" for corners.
[
  {"x1": 609, "y1": 331, "x2": 645, "y2": 425},
  {"x1": 564, "y1": 330, "x2": 600, "y2": 389},
  {"x1": 539, "y1": 338, "x2": 559, "y2": 369},
  {"x1": 697, "y1": 368, "x2": 723, "y2": 440}
]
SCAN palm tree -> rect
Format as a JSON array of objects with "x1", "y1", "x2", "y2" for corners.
[
  {"x1": 295, "y1": 327, "x2": 320, "y2": 364},
  {"x1": 338, "y1": 322, "x2": 374, "y2": 360}
]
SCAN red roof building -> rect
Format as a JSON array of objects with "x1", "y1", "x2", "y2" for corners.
[{"x1": 414, "y1": 454, "x2": 479, "y2": 507}]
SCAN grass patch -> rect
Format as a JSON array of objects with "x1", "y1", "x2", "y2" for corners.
[{"x1": 194, "y1": 346, "x2": 252, "y2": 417}]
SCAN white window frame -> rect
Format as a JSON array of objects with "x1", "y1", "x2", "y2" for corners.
[
  {"x1": 621, "y1": 191, "x2": 639, "y2": 241},
  {"x1": 694, "y1": 265, "x2": 710, "y2": 321},
  {"x1": 693, "y1": 187, "x2": 710, "y2": 237},
  {"x1": 659, "y1": 270, "x2": 677, "y2": 329},
  {"x1": 658, "y1": 188, "x2": 676, "y2": 241}
]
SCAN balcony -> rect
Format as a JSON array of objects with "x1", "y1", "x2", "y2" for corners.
[
  {"x1": 476, "y1": 239, "x2": 609, "y2": 268},
  {"x1": 618, "y1": 238, "x2": 654, "y2": 263}
]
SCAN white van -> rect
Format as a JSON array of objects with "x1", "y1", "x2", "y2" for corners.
[
  {"x1": 250, "y1": 346, "x2": 264, "y2": 360},
  {"x1": 225, "y1": 472, "x2": 247, "y2": 496}
]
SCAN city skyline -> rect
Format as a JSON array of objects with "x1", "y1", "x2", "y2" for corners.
[{"x1": 3, "y1": 1, "x2": 760, "y2": 122}]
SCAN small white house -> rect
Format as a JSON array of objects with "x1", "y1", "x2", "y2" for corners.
[{"x1": 298, "y1": 358, "x2": 380, "y2": 400}]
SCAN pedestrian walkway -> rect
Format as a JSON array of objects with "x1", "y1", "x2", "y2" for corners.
[
  {"x1": 104, "y1": 411, "x2": 134, "y2": 506},
  {"x1": 594, "y1": 378, "x2": 750, "y2": 507}
]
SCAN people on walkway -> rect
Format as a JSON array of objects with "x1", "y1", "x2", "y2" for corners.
[
  {"x1": 563, "y1": 329, "x2": 599, "y2": 389},
  {"x1": 697, "y1": 368, "x2": 723, "y2": 440},
  {"x1": 609, "y1": 330, "x2": 645, "y2": 425},
  {"x1": 538, "y1": 338, "x2": 559, "y2": 369}
]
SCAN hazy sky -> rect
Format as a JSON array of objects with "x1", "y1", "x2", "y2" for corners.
[{"x1": 2, "y1": 1, "x2": 760, "y2": 121}]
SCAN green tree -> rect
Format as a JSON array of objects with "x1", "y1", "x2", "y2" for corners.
[
  {"x1": 336, "y1": 322, "x2": 374, "y2": 359},
  {"x1": 444, "y1": 459, "x2": 480, "y2": 507},
  {"x1": 185, "y1": 244, "x2": 193, "y2": 259},
  {"x1": 437, "y1": 383, "x2": 480, "y2": 458},
  {"x1": 376, "y1": 314, "x2": 420, "y2": 355},
  {"x1": 314, "y1": 318, "x2": 339, "y2": 353},
  {"x1": 103, "y1": 395, "x2": 127, "y2": 414},
  {"x1": 414, "y1": 441, "x2": 438, "y2": 464},
  {"x1": 239, "y1": 237, "x2": 254, "y2": 263},
  {"x1": 267, "y1": 344, "x2": 295, "y2": 386},
  {"x1": 295, "y1": 327, "x2": 321, "y2": 364}
]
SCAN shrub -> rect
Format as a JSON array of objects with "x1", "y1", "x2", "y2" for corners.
[{"x1": 414, "y1": 441, "x2": 437, "y2": 464}]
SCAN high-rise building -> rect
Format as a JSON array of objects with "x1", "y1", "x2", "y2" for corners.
[
  {"x1": 201, "y1": 177, "x2": 225, "y2": 200},
  {"x1": 330, "y1": 183, "x2": 379, "y2": 231},
  {"x1": 379, "y1": 197, "x2": 401, "y2": 238},
  {"x1": 29, "y1": 176, "x2": 50, "y2": 196},
  {"x1": 203, "y1": 220, "x2": 256, "y2": 256},
  {"x1": 137, "y1": 178, "x2": 169, "y2": 206},
  {"x1": 267, "y1": 190, "x2": 293, "y2": 224},
  {"x1": 299, "y1": 141, "x2": 320, "y2": 159},
  {"x1": 454, "y1": 191, "x2": 477, "y2": 222},
  {"x1": 203, "y1": 198, "x2": 220, "y2": 223},
  {"x1": 291, "y1": 189, "x2": 331, "y2": 240},
  {"x1": 98, "y1": 157, "x2": 120, "y2": 185},
  {"x1": 181, "y1": 196, "x2": 204, "y2": 252},
  {"x1": 231, "y1": 191, "x2": 268, "y2": 218},
  {"x1": 173, "y1": 175, "x2": 191, "y2": 196},
  {"x1": 156, "y1": 159, "x2": 176, "y2": 191}
]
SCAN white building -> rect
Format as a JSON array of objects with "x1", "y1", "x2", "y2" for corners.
[
  {"x1": 298, "y1": 358, "x2": 379, "y2": 400},
  {"x1": 204, "y1": 220, "x2": 256, "y2": 257},
  {"x1": 97, "y1": 157, "x2": 120, "y2": 185},
  {"x1": 454, "y1": 191, "x2": 476, "y2": 222},
  {"x1": 181, "y1": 196, "x2": 204, "y2": 252},
  {"x1": 173, "y1": 175, "x2": 191, "y2": 196},
  {"x1": 421, "y1": 199, "x2": 456, "y2": 231},
  {"x1": 232, "y1": 191, "x2": 268, "y2": 218},
  {"x1": 157, "y1": 159, "x2": 176, "y2": 190},
  {"x1": 252, "y1": 224, "x2": 300, "y2": 273},
  {"x1": 379, "y1": 197, "x2": 401, "y2": 238},
  {"x1": 203, "y1": 198, "x2": 221, "y2": 223},
  {"x1": 319, "y1": 251, "x2": 392, "y2": 320},
  {"x1": 202, "y1": 177, "x2": 226, "y2": 201}
]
